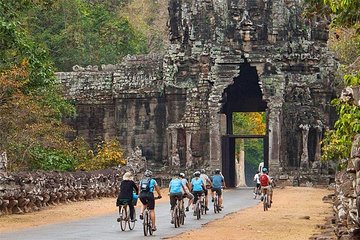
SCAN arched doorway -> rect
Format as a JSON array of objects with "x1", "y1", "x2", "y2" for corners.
[{"x1": 220, "y1": 60, "x2": 268, "y2": 187}]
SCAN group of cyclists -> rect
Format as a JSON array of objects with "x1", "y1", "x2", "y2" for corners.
[
  {"x1": 116, "y1": 168, "x2": 225, "y2": 232},
  {"x1": 116, "y1": 164, "x2": 273, "y2": 233}
]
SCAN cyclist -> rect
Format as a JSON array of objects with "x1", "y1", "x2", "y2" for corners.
[
  {"x1": 116, "y1": 172, "x2": 139, "y2": 222},
  {"x1": 169, "y1": 173, "x2": 186, "y2": 224},
  {"x1": 253, "y1": 170, "x2": 261, "y2": 197},
  {"x1": 200, "y1": 169, "x2": 213, "y2": 211},
  {"x1": 259, "y1": 167, "x2": 271, "y2": 203},
  {"x1": 190, "y1": 171, "x2": 206, "y2": 215},
  {"x1": 138, "y1": 170, "x2": 162, "y2": 232},
  {"x1": 179, "y1": 172, "x2": 194, "y2": 212},
  {"x1": 211, "y1": 169, "x2": 226, "y2": 210}
]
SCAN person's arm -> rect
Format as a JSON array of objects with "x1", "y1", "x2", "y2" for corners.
[
  {"x1": 222, "y1": 176, "x2": 226, "y2": 188},
  {"x1": 133, "y1": 181, "x2": 139, "y2": 195},
  {"x1": 154, "y1": 181, "x2": 162, "y2": 198}
]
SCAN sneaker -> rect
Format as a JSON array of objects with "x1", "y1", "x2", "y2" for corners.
[
  {"x1": 211, "y1": 198, "x2": 214, "y2": 202},
  {"x1": 260, "y1": 196, "x2": 264, "y2": 201},
  {"x1": 152, "y1": 226, "x2": 157, "y2": 231},
  {"x1": 205, "y1": 207, "x2": 209, "y2": 211},
  {"x1": 131, "y1": 219, "x2": 137, "y2": 222},
  {"x1": 116, "y1": 217, "x2": 121, "y2": 222},
  {"x1": 270, "y1": 200, "x2": 273, "y2": 204},
  {"x1": 139, "y1": 214, "x2": 143, "y2": 220},
  {"x1": 171, "y1": 219, "x2": 174, "y2": 224},
  {"x1": 185, "y1": 207, "x2": 189, "y2": 212}
]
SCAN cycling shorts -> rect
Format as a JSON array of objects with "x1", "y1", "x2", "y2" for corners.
[
  {"x1": 211, "y1": 188, "x2": 222, "y2": 196},
  {"x1": 139, "y1": 192, "x2": 155, "y2": 210}
]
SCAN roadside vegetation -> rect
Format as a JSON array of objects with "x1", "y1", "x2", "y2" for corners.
[{"x1": 304, "y1": 0, "x2": 360, "y2": 166}]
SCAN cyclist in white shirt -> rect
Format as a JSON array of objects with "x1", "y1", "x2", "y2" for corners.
[
  {"x1": 179, "y1": 172, "x2": 194, "y2": 211},
  {"x1": 200, "y1": 169, "x2": 213, "y2": 211}
]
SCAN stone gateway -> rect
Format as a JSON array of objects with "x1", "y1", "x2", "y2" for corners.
[{"x1": 57, "y1": 0, "x2": 337, "y2": 187}]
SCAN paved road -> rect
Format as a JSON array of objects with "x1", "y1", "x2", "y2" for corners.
[{"x1": 1, "y1": 188, "x2": 258, "y2": 240}]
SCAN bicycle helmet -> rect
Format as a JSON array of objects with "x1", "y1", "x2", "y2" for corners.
[
  {"x1": 215, "y1": 169, "x2": 221, "y2": 174},
  {"x1": 144, "y1": 170, "x2": 152, "y2": 177},
  {"x1": 262, "y1": 167, "x2": 267, "y2": 173},
  {"x1": 194, "y1": 171, "x2": 200, "y2": 177},
  {"x1": 200, "y1": 169, "x2": 206, "y2": 174},
  {"x1": 179, "y1": 172, "x2": 185, "y2": 178}
]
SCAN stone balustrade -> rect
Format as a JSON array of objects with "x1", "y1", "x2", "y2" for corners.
[{"x1": 0, "y1": 168, "x2": 126, "y2": 216}]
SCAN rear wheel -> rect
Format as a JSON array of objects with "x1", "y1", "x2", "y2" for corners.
[
  {"x1": 148, "y1": 211, "x2": 153, "y2": 235},
  {"x1": 128, "y1": 209, "x2": 135, "y2": 230},
  {"x1": 214, "y1": 196, "x2": 218, "y2": 213},
  {"x1": 174, "y1": 206, "x2": 180, "y2": 228},
  {"x1": 119, "y1": 206, "x2": 127, "y2": 231},
  {"x1": 143, "y1": 210, "x2": 148, "y2": 236},
  {"x1": 196, "y1": 202, "x2": 201, "y2": 220},
  {"x1": 263, "y1": 195, "x2": 268, "y2": 211}
]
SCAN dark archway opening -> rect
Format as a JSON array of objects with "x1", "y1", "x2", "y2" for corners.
[{"x1": 220, "y1": 60, "x2": 268, "y2": 187}]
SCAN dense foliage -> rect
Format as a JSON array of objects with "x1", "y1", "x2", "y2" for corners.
[
  {"x1": 232, "y1": 112, "x2": 266, "y2": 169},
  {"x1": 304, "y1": 0, "x2": 360, "y2": 163},
  {"x1": 0, "y1": 0, "x2": 130, "y2": 171}
]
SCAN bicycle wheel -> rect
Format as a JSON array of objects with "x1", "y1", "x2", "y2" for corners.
[
  {"x1": 119, "y1": 206, "x2": 127, "y2": 231},
  {"x1": 263, "y1": 195, "x2": 268, "y2": 211},
  {"x1": 214, "y1": 196, "x2": 218, "y2": 213},
  {"x1": 196, "y1": 202, "x2": 201, "y2": 220},
  {"x1": 148, "y1": 211, "x2": 153, "y2": 236},
  {"x1": 128, "y1": 208, "x2": 135, "y2": 230},
  {"x1": 143, "y1": 210, "x2": 148, "y2": 236},
  {"x1": 174, "y1": 206, "x2": 180, "y2": 228},
  {"x1": 179, "y1": 202, "x2": 185, "y2": 225}
]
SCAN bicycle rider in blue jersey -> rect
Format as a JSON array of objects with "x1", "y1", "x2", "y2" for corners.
[
  {"x1": 169, "y1": 172, "x2": 186, "y2": 224},
  {"x1": 211, "y1": 169, "x2": 226, "y2": 209},
  {"x1": 138, "y1": 170, "x2": 162, "y2": 232},
  {"x1": 190, "y1": 171, "x2": 206, "y2": 215}
]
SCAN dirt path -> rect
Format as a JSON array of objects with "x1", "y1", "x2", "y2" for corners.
[{"x1": 0, "y1": 187, "x2": 333, "y2": 239}]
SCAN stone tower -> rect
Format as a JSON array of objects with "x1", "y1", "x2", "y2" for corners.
[{"x1": 57, "y1": 0, "x2": 337, "y2": 186}]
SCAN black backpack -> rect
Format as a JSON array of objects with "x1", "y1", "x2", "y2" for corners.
[{"x1": 140, "y1": 178, "x2": 151, "y2": 192}]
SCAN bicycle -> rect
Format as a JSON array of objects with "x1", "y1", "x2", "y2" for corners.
[
  {"x1": 200, "y1": 193, "x2": 207, "y2": 215},
  {"x1": 194, "y1": 193, "x2": 204, "y2": 220},
  {"x1": 262, "y1": 189, "x2": 269, "y2": 211},
  {"x1": 172, "y1": 196, "x2": 185, "y2": 228},
  {"x1": 117, "y1": 201, "x2": 135, "y2": 231},
  {"x1": 142, "y1": 196, "x2": 161, "y2": 236},
  {"x1": 213, "y1": 191, "x2": 220, "y2": 213},
  {"x1": 253, "y1": 185, "x2": 261, "y2": 199}
]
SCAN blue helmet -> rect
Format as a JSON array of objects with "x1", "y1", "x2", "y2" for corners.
[{"x1": 262, "y1": 167, "x2": 267, "y2": 173}]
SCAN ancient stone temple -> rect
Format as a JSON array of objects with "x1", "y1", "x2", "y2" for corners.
[{"x1": 57, "y1": 0, "x2": 337, "y2": 187}]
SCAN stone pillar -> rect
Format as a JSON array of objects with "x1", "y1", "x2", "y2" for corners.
[
  {"x1": 299, "y1": 124, "x2": 310, "y2": 166},
  {"x1": 235, "y1": 148, "x2": 246, "y2": 187},
  {"x1": 209, "y1": 108, "x2": 221, "y2": 170},
  {"x1": 314, "y1": 124, "x2": 323, "y2": 161},
  {"x1": 268, "y1": 105, "x2": 281, "y2": 171},
  {"x1": 186, "y1": 131, "x2": 192, "y2": 168}
]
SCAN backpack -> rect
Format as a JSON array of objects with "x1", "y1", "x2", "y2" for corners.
[
  {"x1": 259, "y1": 174, "x2": 269, "y2": 186},
  {"x1": 140, "y1": 178, "x2": 151, "y2": 192}
]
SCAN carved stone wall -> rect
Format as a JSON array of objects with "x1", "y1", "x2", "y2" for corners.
[{"x1": 57, "y1": 1, "x2": 337, "y2": 177}]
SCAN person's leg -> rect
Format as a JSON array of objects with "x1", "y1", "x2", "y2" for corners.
[
  {"x1": 186, "y1": 192, "x2": 193, "y2": 210},
  {"x1": 149, "y1": 197, "x2": 156, "y2": 230},
  {"x1": 204, "y1": 189, "x2": 209, "y2": 209},
  {"x1": 129, "y1": 201, "x2": 135, "y2": 221},
  {"x1": 170, "y1": 195, "x2": 176, "y2": 223}
]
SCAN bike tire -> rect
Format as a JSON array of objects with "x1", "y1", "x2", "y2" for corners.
[
  {"x1": 263, "y1": 195, "x2": 268, "y2": 211},
  {"x1": 143, "y1": 211, "x2": 148, "y2": 236},
  {"x1": 196, "y1": 202, "x2": 201, "y2": 220},
  {"x1": 128, "y1": 209, "x2": 135, "y2": 230},
  {"x1": 214, "y1": 196, "x2": 218, "y2": 213},
  {"x1": 180, "y1": 208, "x2": 185, "y2": 225},
  {"x1": 174, "y1": 206, "x2": 179, "y2": 228},
  {"x1": 148, "y1": 212, "x2": 153, "y2": 236},
  {"x1": 119, "y1": 206, "x2": 127, "y2": 231}
]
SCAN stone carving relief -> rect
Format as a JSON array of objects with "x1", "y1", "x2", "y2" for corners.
[
  {"x1": 125, "y1": 146, "x2": 147, "y2": 174},
  {"x1": 0, "y1": 152, "x2": 7, "y2": 173}
]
